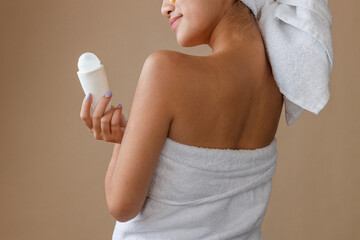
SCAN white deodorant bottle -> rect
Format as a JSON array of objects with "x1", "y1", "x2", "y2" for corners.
[{"x1": 77, "y1": 52, "x2": 112, "y2": 113}]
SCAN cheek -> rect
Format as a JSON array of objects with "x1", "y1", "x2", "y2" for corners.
[
  {"x1": 175, "y1": 3, "x2": 221, "y2": 44},
  {"x1": 184, "y1": 11, "x2": 214, "y2": 34}
]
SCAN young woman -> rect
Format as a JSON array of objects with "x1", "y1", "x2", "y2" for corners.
[{"x1": 80, "y1": 0, "x2": 333, "y2": 239}]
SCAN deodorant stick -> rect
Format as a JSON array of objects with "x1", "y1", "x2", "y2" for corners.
[{"x1": 77, "y1": 52, "x2": 112, "y2": 113}]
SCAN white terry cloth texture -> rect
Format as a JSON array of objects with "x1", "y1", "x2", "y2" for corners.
[
  {"x1": 113, "y1": 137, "x2": 278, "y2": 240},
  {"x1": 241, "y1": 0, "x2": 334, "y2": 126}
]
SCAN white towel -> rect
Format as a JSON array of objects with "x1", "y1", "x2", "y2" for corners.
[
  {"x1": 241, "y1": 0, "x2": 334, "y2": 126},
  {"x1": 112, "y1": 137, "x2": 278, "y2": 239}
]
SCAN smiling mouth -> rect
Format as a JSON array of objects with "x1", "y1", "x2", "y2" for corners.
[
  {"x1": 171, "y1": 16, "x2": 182, "y2": 31},
  {"x1": 169, "y1": 15, "x2": 182, "y2": 25}
]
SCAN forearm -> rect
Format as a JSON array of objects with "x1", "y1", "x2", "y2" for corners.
[
  {"x1": 104, "y1": 143, "x2": 121, "y2": 198},
  {"x1": 104, "y1": 112, "x2": 128, "y2": 195}
]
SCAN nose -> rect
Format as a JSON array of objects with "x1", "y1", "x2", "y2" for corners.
[{"x1": 161, "y1": 0, "x2": 175, "y2": 18}]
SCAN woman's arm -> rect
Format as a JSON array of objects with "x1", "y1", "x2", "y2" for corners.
[
  {"x1": 103, "y1": 51, "x2": 175, "y2": 222},
  {"x1": 104, "y1": 143, "x2": 121, "y2": 201}
]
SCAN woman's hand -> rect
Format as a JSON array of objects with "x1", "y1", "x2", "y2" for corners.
[{"x1": 80, "y1": 92, "x2": 128, "y2": 144}]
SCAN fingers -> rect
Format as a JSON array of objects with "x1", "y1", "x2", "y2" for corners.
[
  {"x1": 120, "y1": 112, "x2": 128, "y2": 127},
  {"x1": 101, "y1": 107, "x2": 115, "y2": 141},
  {"x1": 110, "y1": 104, "x2": 123, "y2": 142},
  {"x1": 92, "y1": 91, "x2": 112, "y2": 140},
  {"x1": 80, "y1": 93, "x2": 93, "y2": 131},
  {"x1": 81, "y1": 90, "x2": 124, "y2": 143}
]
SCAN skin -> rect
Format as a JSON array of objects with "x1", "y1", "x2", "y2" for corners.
[{"x1": 80, "y1": 0, "x2": 283, "y2": 222}]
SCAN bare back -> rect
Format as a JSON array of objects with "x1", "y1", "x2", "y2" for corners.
[{"x1": 167, "y1": 45, "x2": 283, "y2": 150}]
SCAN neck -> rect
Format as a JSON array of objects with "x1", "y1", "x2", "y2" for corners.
[{"x1": 208, "y1": 4, "x2": 262, "y2": 55}]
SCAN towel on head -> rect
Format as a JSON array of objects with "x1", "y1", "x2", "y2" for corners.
[{"x1": 241, "y1": 0, "x2": 334, "y2": 126}]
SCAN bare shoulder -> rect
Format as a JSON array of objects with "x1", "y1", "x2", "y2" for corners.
[
  {"x1": 142, "y1": 50, "x2": 202, "y2": 98},
  {"x1": 135, "y1": 51, "x2": 197, "y2": 121},
  {"x1": 145, "y1": 50, "x2": 200, "y2": 72},
  {"x1": 139, "y1": 50, "x2": 188, "y2": 94}
]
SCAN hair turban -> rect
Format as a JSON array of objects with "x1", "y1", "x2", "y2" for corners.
[{"x1": 240, "y1": 0, "x2": 333, "y2": 126}]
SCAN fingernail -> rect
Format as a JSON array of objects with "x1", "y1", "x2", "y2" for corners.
[
  {"x1": 117, "y1": 104, "x2": 122, "y2": 109},
  {"x1": 105, "y1": 90, "x2": 112, "y2": 98},
  {"x1": 85, "y1": 93, "x2": 91, "y2": 100}
]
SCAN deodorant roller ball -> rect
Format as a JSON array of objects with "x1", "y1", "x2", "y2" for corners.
[
  {"x1": 78, "y1": 52, "x2": 102, "y2": 72},
  {"x1": 77, "y1": 52, "x2": 112, "y2": 113}
]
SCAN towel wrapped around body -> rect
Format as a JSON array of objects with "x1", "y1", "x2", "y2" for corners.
[{"x1": 112, "y1": 137, "x2": 278, "y2": 240}]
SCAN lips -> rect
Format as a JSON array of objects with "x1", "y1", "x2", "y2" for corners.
[{"x1": 169, "y1": 16, "x2": 182, "y2": 27}]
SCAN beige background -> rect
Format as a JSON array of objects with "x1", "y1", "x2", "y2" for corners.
[{"x1": 0, "y1": 0, "x2": 359, "y2": 239}]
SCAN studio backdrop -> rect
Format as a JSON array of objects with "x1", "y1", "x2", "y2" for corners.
[{"x1": 0, "y1": 0, "x2": 359, "y2": 239}]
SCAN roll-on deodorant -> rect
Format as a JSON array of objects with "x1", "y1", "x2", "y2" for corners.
[{"x1": 77, "y1": 52, "x2": 112, "y2": 113}]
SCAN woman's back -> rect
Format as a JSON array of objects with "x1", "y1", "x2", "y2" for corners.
[
  {"x1": 166, "y1": 41, "x2": 283, "y2": 150},
  {"x1": 112, "y1": 49, "x2": 282, "y2": 237}
]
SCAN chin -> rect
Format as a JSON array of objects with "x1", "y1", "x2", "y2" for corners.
[
  {"x1": 176, "y1": 31, "x2": 206, "y2": 47},
  {"x1": 177, "y1": 39, "x2": 199, "y2": 47}
]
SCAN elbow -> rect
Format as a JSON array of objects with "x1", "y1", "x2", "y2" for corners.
[
  {"x1": 107, "y1": 200, "x2": 138, "y2": 223},
  {"x1": 104, "y1": 185, "x2": 142, "y2": 223},
  {"x1": 110, "y1": 211, "x2": 133, "y2": 223}
]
